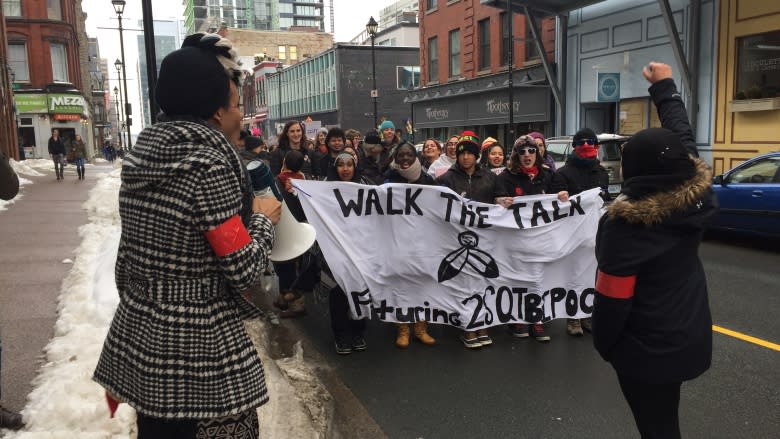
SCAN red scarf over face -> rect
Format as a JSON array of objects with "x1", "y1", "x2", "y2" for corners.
[{"x1": 575, "y1": 145, "x2": 598, "y2": 159}]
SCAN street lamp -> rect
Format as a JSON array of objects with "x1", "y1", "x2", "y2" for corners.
[
  {"x1": 112, "y1": 0, "x2": 132, "y2": 149},
  {"x1": 366, "y1": 16, "x2": 378, "y2": 129},
  {"x1": 276, "y1": 62, "x2": 283, "y2": 134},
  {"x1": 113, "y1": 86, "x2": 122, "y2": 148}
]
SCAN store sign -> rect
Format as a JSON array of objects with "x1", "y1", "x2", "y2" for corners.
[
  {"x1": 48, "y1": 94, "x2": 87, "y2": 115},
  {"x1": 53, "y1": 114, "x2": 81, "y2": 121},
  {"x1": 598, "y1": 73, "x2": 620, "y2": 102},
  {"x1": 15, "y1": 94, "x2": 48, "y2": 113}
]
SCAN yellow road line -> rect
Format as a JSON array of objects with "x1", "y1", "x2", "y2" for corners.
[{"x1": 713, "y1": 325, "x2": 780, "y2": 352}]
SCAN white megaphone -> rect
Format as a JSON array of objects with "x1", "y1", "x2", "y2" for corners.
[
  {"x1": 269, "y1": 202, "x2": 316, "y2": 262},
  {"x1": 246, "y1": 160, "x2": 316, "y2": 262}
]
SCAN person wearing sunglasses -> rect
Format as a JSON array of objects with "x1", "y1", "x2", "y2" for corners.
[
  {"x1": 494, "y1": 135, "x2": 569, "y2": 341},
  {"x1": 553, "y1": 127, "x2": 610, "y2": 337}
]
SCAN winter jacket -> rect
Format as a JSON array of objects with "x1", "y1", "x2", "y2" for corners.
[
  {"x1": 592, "y1": 158, "x2": 714, "y2": 383},
  {"x1": 93, "y1": 120, "x2": 275, "y2": 419},
  {"x1": 384, "y1": 167, "x2": 436, "y2": 185},
  {"x1": 72, "y1": 140, "x2": 87, "y2": 159},
  {"x1": 358, "y1": 147, "x2": 391, "y2": 185},
  {"x1": 436, "y1": 162, "x2": 497, "y2": 203},
  {"x1": 0, "y1": 150, "x2": 19, "y2": 201},
  {"x1": 269, "y1": 143, "x2": 313, "y2": 177},
  {"x1": 495, "y1": 166, "x2": 560, "y2": 197},
  {"x1": 651, "y1": 78, "x2": 698, "y2": 157},
  {"x1": 554, "y1": 155, "x2": 610, "y2": 201},
  {"x1": 48, "y1": 136, "x2": 65, "y2": 155}
]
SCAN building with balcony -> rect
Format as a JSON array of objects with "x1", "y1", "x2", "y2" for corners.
[{"x1": 184, "y1": 0, "x2": 324, "y2": 35}]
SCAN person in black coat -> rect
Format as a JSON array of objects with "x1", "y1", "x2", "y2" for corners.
[
  {"x1": 48, "y1": 129, "x2": 66, "y2": 180},
  {"x1": 270, "y1": 120, "x2": 313, "y2": 177},
  {"x1": 592, "y1": 62, "x2": 714, "y2": 439},
  {"x1": 553, "y1": 127, "x2": 610, "y2": 336},
  {"x1": 436, "y1": 131, "x2": 497, "y2": 349}
]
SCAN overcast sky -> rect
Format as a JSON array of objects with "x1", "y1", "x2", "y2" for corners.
[{"x1": 81, "y1": 0, "x2": 398, "y2": 135}]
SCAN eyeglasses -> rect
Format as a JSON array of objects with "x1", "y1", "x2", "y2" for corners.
[
  {"x1": 517, "y1": 147, "x2": 537, "y2": 155},
  {"x1": 574, "y1": 138, "x2": 597, "y2": 146},
  {"x1": 446, "y1": 141, "x2": 458, "y2": 146}
]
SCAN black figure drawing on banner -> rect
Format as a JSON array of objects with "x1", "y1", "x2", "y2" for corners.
[{"x1": 438, "y1": 231, "x2": 499, "y2": 282}]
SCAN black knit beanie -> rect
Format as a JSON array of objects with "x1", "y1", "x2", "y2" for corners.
[
  {"x1": 156, "y1": 33, "x2": 236, "y2": 120},
  {"x1": 621, "y1": 128, "x2": 695, "y2": 181},
  {"x1": 573, "y1": 128, "x2": 599, "y2": 145}
]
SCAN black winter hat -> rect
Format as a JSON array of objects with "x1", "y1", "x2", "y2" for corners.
[
  {"x1": 156, "y1": 33, "x2": 239, "y2": 120},
  {"x1": 456, "y1": 130, "x2": 480, "y2": 157},
  {"x1": 573, "y1": 128, "x2": 599, "y2": 145},
  {"x1": 621, "y1": 128, "x2": 695, "y2": 181},
  {"x1": 244, "y1": 135, "x2": 264, "y2": 150},
  {"x1": 363, "y1": 129, "x2": 381, "y2": 145}
]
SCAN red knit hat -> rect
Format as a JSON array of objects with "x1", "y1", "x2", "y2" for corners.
[{"x1": 457, "y1": 130, "x2": 481, "y2": 157}]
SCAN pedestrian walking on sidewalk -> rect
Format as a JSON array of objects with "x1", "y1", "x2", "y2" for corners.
[
  {"x1": 72, "y1": 134, "x2": 87, "y2": 180},
  {"x1": 592, "y1": 62, "x2": 713, "y2": 439},
  {"x1": 48, "y1": 129, "x2": 66, "y2": 180},
  {"x1": 93, "y1": 33, "x2": 281, "y2": 439}
]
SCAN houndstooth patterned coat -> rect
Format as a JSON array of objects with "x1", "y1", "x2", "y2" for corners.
[{"x1": 93, "y1": 120, "x2": 274, "y2": 419}]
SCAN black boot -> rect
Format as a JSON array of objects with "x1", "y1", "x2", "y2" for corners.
[{"x1": 0, "y1": 405, "x2": 24, "y2": 430}]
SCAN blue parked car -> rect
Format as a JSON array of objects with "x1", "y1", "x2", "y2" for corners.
[{"x1": 710, "y1": 152, "x2": 780, "y2": 238}]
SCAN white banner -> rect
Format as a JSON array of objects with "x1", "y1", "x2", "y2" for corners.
[{"x1": 294, "y1": 181, "x2": 603, "y2": 330}]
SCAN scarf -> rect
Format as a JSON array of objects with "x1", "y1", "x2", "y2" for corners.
[
  {"x1": 519, "y1": 165, "x2": 539, "y2": 180},
  {"x1": 391, "y1": 157, "x2": 422, "y2": 182},
  {"x1": 575, "y1": 145, "x2": 598, "y2": 159}
]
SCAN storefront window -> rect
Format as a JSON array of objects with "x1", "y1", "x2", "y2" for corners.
[{"x1": 735, "y1": 30, "x2": 780, "y2": 99}]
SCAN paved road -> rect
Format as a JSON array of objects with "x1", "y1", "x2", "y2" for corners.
[
  {"x1": 290, "y1": 234, "x2": 780, "y2": 439},
  {"x1": 0, "y1": 163, "x2": 113, "y2": 412}
]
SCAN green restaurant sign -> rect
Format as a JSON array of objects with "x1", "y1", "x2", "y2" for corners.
[
  {"x1": 14, "y1": 93, "x2": 87, "y2": 115},
  {"x1": 14, "y1": 94, "x2": 47, "y2": 113}
]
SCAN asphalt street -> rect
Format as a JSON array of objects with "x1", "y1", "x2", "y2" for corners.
[{"x1": 290, "y1": 234, "x2": 780, "y2": 439}]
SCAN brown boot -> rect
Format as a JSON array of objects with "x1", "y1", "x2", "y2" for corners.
[
  {"x1": 395, "y1": 324, "x2": 410, "y2": 348},
  {"x1": 413, "y1": 321, "x2": 436, "y2": 345},
  {"x1": 279, "y1": 295, "x2": 306, "y2": 318}
]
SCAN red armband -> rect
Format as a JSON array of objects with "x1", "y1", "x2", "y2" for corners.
[
  {"x1": 204, "y1": 215, "x2": 252, "y2": 257},
  {"x1": 596, "y1": 270, "x2": 636, "y2": 299}
]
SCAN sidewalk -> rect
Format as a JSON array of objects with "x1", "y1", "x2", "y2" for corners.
[{"x1": 0, "y1": 162, "x2": 329, "y2": 437}]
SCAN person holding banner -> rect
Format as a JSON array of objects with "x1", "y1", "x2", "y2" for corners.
[
  {"x1": 326, "y1": 151, "x2": 372, "y2": 354},
  {"x1": 592, "y1": 61, "x2": 713, "y2": 439},
  {"x1": 384, "y1": 142, "x2": 438, "y2": 348},
  {"x1": 436, "y1": 131, "x2": 498, "y2": 349},
  {"x1": 553, "y1": 127, "x2": 610, "y2": 336},
  {"x1": 494, "y1": 135, "x2": 569, "y2": 342}
]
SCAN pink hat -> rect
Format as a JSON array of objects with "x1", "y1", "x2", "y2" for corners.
[{"x1": 527, "y1": 131, "x2": 545, "y2": 143}]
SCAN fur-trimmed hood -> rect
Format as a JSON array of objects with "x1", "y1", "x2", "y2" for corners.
[{"x1": 607, "y1": 158, "x2": 712, "y2": 226}]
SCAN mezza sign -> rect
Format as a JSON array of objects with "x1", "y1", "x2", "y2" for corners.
[{"x1": 48, "y1": 94, "x2": 87, "y2": 115}]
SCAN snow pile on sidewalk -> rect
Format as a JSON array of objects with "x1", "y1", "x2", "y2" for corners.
[{"x1": 0, "y1": 160, "x2": 35, "y2": 212}]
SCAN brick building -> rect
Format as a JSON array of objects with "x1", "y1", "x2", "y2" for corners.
[
  {"x1": 5, "y1": 0, "x2": 92, "y2": 159},
  {"x1": 222, "y1": 27, "x2": 334, "y2": 65},
  {"x1": 1, "y1": 1, "x2": 19, "y2": 160},
  {"x1": 412, "y1": 0, "x2": 556, "y2": 145}
]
